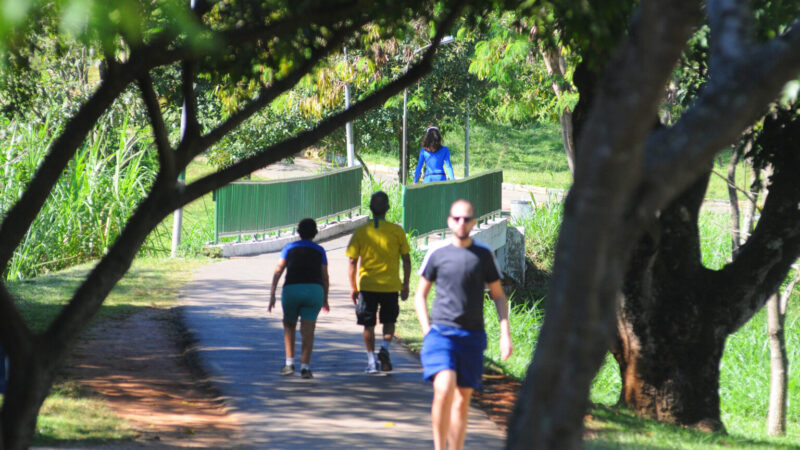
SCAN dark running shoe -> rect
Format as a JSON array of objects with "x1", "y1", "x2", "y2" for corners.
[
  {"x1": 280, "y1": 364, "x2": 295, "y2": 376},
  {"x1": 378, "y1": 348, "x2": 392, "y2": 372},
  {"x1": 301, "y1": 368, "x2": 313, "y2": 379}
]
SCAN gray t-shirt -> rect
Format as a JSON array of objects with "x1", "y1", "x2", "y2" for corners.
[{"x1": 419, "y1": 241, "x2": 502, "y2": 331}]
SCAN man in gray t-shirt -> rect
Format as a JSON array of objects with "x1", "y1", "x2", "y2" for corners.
[{"x1": 415, "y1": 199, "x2": 513, "y2": 450}]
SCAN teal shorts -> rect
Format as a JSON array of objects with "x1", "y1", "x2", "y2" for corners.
[{"x1": 282, "y1": 283, "x2": 324, "y2": 322}]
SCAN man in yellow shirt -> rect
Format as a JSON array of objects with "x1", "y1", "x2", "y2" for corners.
[{"x1": 346, "y1": 191, "x2": 411, "y2": 374}]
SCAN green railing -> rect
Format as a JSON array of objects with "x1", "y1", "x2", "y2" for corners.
[
  {"x1": 402, "y1": 169, "x2": 502, "y2": 237},
  {"x1": 215, "y1": 165, "x2": 362, "y2": 242}
]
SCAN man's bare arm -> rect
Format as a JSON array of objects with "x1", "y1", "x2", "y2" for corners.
[{"x1": 488, "y1": 280, "x2": 513, "y2": 361}]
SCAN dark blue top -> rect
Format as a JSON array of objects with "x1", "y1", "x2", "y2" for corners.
[
  {"x1": 414, "y1": 146, "x2": 455, "y2": 183},
  {"x1": 280, "y1": 239, "x2": 328, "y2": 285},
  {"x1": 419, "y1": 241, "x2": 502, "y2": 331}
]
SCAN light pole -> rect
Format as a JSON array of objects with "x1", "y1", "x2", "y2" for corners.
[
  {"x1": 401, "y1": 36, "x2": 454, "y2": 185},
  {"x1": 344, "y1": 47, "x2": 355, "y2": 167}
]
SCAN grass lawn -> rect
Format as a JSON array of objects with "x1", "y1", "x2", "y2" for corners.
[
  {"x1": 2, "y1": 256, "x2": 209, "y2": 446},
  {"x1": 360, "y1": 120, "x2": 752, "y2": 199}
]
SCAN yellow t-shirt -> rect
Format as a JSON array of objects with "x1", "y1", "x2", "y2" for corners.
[{"x1": 345, "y1": 219, "x2": 410, "y2": 292}]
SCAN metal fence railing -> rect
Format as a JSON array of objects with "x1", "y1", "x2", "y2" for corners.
[
  {"x1": 402, "y1": 169, "x2": 502, "y2": 237},
  {"x1": 214, "y1": 165, "x2": 362, "y2": 242}
]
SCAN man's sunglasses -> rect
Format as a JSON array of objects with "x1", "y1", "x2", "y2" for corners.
[{"x1": 449, "y1": 216, "x2": 473, "y2": 223}]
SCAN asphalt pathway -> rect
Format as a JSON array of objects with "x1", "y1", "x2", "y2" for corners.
[{"x1": 181, "y1": 233, "x2": 506, "y2": 449}]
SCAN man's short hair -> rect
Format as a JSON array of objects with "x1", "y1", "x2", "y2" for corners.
[
  {"x1": 297, "y1": 218, "x2": 318, "y2": 239},
  {"x1": 370, "y1": 191, "x2": 390, "y2": 216}
]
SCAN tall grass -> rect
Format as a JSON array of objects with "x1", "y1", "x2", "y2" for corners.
[{"x1": 0, "y1": 115, "x2": 156, "y2": 280}]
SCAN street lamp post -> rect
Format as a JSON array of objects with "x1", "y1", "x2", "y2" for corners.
[
  {"x1": 401, "y1": 36, "x2": 454, "y2": 185},
  {"x1": 344, "y1": 47, "x2": 355, "y2": 167}
]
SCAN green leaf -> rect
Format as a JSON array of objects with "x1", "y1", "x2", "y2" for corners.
[{"x1": 781, "y1": 79, "x2": 800, "y2": 105}]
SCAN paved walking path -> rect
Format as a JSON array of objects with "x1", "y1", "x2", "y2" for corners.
[{"x1": 181, "y1": 234, "x2": 506, "y2": 449}]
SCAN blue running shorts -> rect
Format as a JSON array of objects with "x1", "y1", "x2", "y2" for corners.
[
  {"x1": 281, "y1": 283, "x2": 324, "y2": 322},
  {"x1": 421, "y1": 324, "x2": 487, "y2": 389}
]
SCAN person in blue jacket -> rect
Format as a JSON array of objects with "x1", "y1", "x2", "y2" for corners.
[{"x1": 413, "y1": 126, "x2": 455, "y2": 183}]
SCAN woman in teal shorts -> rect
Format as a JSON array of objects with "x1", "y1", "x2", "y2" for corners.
[{"x1": 269, "y1": 218, "x2": 329, "y2": 379}]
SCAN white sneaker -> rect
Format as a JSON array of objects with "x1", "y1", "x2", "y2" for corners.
[{"x1": 364, "y1": 364, "x2": 379, "y2": 374}]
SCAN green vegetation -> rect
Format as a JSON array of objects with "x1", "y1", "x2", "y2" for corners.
[
  {"x1": 359, "y1": 120, "x2": 752, "y2": 199},
  {"x1": 375, "y1": 175, "x2": 800, "y2": 446},
  {"x1": 143, "y1": 159, "x2": 218, "y2": 256},
  {"x1": 445, "y1": 121, "x2": 570, "y2": 187},
  {"x1": 4, "y1": 149, "x2": 795, "y2": 446},
  {"x1": 1, "y1": 256, "x2": 207, "y2": 445},
  {"x1": 0, "y1": 115, "x2": 156, "y2": 280},
  {"x1": 0, "y1": 114, "x2": 788, "y2": 446}
]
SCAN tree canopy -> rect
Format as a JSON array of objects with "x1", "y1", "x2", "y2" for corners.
[{"x1": 0, "y1": 1, "x2": 518, "y2": 447}]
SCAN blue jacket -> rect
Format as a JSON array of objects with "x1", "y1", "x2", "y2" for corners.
[{"x1": 414, "y1": 146, "x2": 455, "y2": 183}]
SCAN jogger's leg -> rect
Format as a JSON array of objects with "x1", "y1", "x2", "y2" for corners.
[
  {"x1": 431, "y1": 370, "x2": 457, "y2": 450},
  {"x1": 283, "y1": 321, "x2": 297, "y2": 358},
  {"x1": 300, "y1": 320, "x2": 316, "y2": 365},
  {"x1": 448, "y1": 386, "x2": 474, "y2": 450}
]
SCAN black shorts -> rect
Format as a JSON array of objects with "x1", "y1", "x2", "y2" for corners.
[{"x1": 356, "y1": 291, "x2": 399, "y2": 327}]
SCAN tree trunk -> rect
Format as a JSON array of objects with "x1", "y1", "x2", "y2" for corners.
[
  {"x1": 1, "y1": 343, "x2": 58, "y2": 450},
  {"x1": 559, "y1": 110, "x2": 575, "y2": 174},
  {"x1": 614, "y1": 173, "x2": 726, "y2": 431},
  {"x1": 727, "y1": 144, "x2": 742, "y2": 252},
  {"x1": 765, "y1": 292, "x2": 787, "y2": 436},
  {"x1": 766, "y1": 268, "x2": 799, "y2": 436},
  {"x1": 540, "y1": 46, "x2": 575, "y2": 174}
]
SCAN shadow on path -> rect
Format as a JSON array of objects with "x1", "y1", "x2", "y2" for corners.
[{"x1": 181, "y1": 235, "x2": 505, "y2": 449}]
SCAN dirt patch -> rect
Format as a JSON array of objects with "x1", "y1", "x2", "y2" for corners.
[
  {"x1": 66, "y1": 307, "x2": 241, "y2": 448},
  {"x1": 473, "y1": 370, "x2": 522, "y2": 432}
]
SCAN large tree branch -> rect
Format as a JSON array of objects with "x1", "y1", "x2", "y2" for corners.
[
  {"x1": 0, "y1": 33, "x2": 212, "y2": 273},
  {"x1": 184, "y1": 62, "x2": 431, "y2": 200},
  {"x1": 715, "y1": 117, "x2": 800, "y2": 332},
  {"x1": 137, "y1": 74, "x2": 176, "y2": 178},
  {"x1": 182, "y1": 3, "x2": 466, "y2": 204},
  {"x1": 42, "y1": 184, "x2": 174, "y2": 357},
  {"x1": 642, "y1": 19, "x2": 800, "y2": 215},
  {"x1": 707, "y1": 0, "x2": 753, "y2": 73},
  {"x1": 177, "y1": 59, "x2": 200, "y2": 153},
  {"x1": 0, "y1": 283, "x2": 33, "y2": 358},
  {"x1": 37, "y1": 0, "x2": 467, "y2": 360},
  {"x1": 193, "y1": 24, "x2": 360, "y2": 164}
]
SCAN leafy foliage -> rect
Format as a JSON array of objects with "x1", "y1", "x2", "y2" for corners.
[
  {"x1": 0, "y1": 112, "x2": 156, "y2": 280},
  {"x1": 469, "y1": 11, "x2": 578, "y2": 124}
]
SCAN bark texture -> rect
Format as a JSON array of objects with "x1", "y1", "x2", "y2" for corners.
[
  {"x1": 766, "y1": 292, "x2": 787, "y2": 436},
  {"x1": 508, "y1": 1, "x2": 800, "y2": 447},
  {"x1": 616, "y1": 174, "x2": 727, "y2": 431},
  {"x1": 541, "y1": 46, "x2": 575, "y2": 174},
  {"x1": 613, "y1": 107, "x2": 800, "y2": 431}
]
